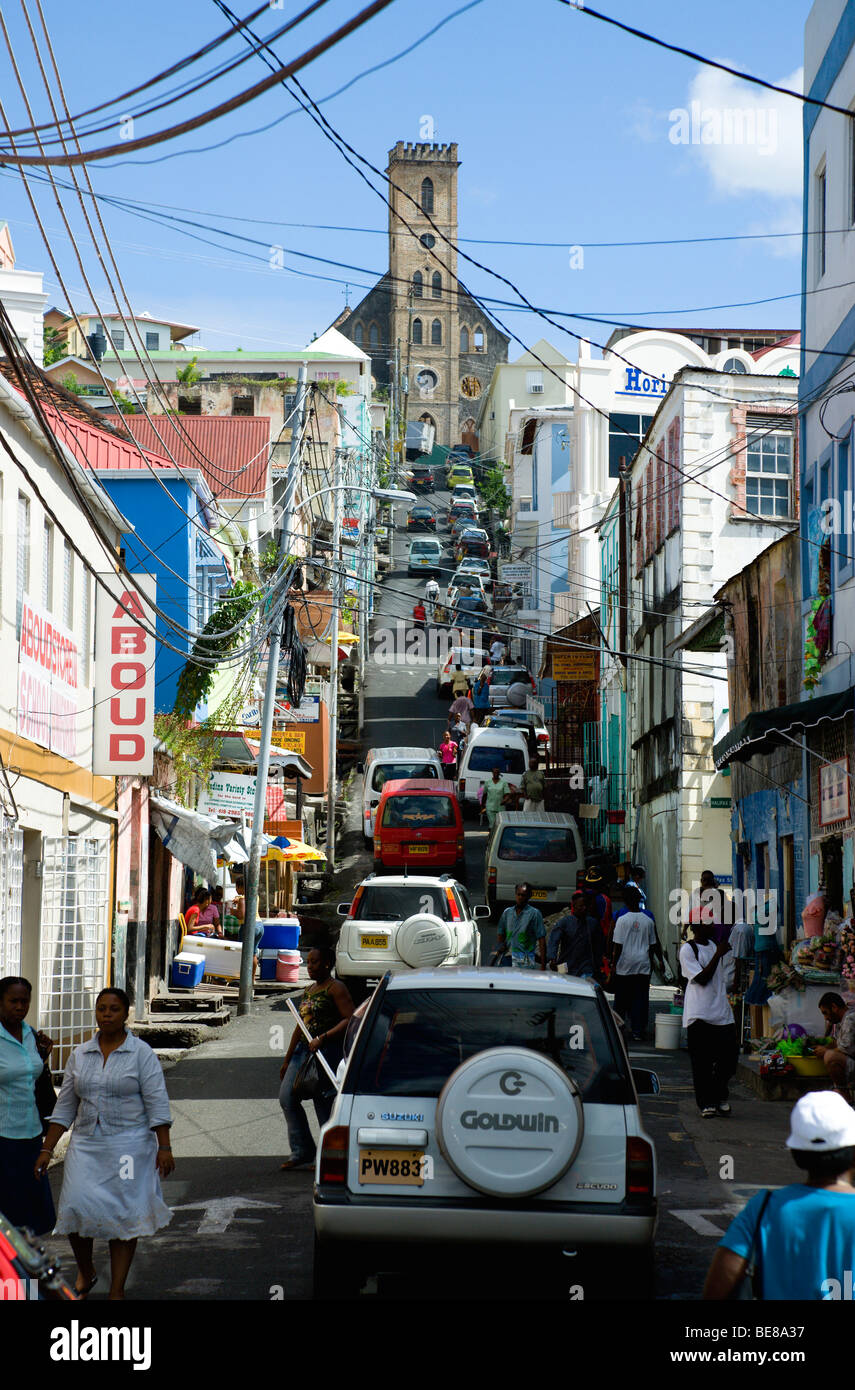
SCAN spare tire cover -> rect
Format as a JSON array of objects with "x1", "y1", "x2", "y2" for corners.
[
  {"x1": 436, "y1": 1047, "x2": 583, "y2": 1197},
  {"x1": 506, "y1": 682, "x2": 529, "y2": 708},
  {"x1": 396, "y1": 913, "x2": 454, "y2": 969}
]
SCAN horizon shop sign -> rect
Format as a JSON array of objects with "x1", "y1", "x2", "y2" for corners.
[{"x1": 615, "y1": 365, "x2": 669, "y2": 401}]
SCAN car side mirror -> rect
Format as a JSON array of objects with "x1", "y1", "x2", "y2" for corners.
[
  {"x1": 356, "y1": 762, "x2": 364, "y2": 775},
  {"x1": 473, "y1": 904, "x2": 491, "y2": 920},
  {"x1": 337, "y1": 902, "x2": 351, "y2": 917},
  {"x1": 631, "y1": 1068, "x2": 660, "y2": 1096}
]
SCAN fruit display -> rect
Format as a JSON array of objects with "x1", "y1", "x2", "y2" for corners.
[{"x1": 792, "y1": 933, "x2": 841, "y2": 981}]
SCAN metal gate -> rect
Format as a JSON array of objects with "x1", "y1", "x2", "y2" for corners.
[
  {"x1": 0, "y1": 822, "x2": 24, "y2": 976},
  {"x1": 39, "y1": 837, "x2": 109, "y2": 1069}
]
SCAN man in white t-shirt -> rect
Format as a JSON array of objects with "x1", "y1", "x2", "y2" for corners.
[
  {"x1": 611, "y1": 885, "x2": 659, "y2": 1041},
  {"x1": 680, "y1": 916, "x2": 737, "y2": 1119}
]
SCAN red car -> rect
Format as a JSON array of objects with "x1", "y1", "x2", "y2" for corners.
[{"x1": 373, "y1": 778, "x2": 465, "y2": 873}]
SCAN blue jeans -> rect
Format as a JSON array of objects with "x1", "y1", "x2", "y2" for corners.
[{"x1": 278, "y1": 1041, "x2": 334, "y2": 1161}]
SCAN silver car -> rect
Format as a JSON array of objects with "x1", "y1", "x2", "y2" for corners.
[{"x1": 313, "y1": 970, "x2": 658, "y2": 1298}]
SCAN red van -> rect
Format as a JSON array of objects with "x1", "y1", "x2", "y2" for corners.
[{"x1": 373, "y1": 778, "x2": 465, "y2": 872}]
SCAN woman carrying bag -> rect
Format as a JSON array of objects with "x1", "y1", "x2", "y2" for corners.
[
  {"x1": 278, "y1": 948, "x2": 353, "y2": 1171},
  {"x1": 0, "y1": 977, "x2": 56, "y2": 1236}
]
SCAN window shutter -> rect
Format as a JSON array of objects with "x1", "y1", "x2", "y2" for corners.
[
  {"x1": 656, "y1": 447, "x2": 666, "y2": 550},
  {"x1": 634, "y1": 473, "x2": 644, "y2": 576},
  {"x1": 668, "y1": 419, "x2": 682, "y2": 534},
  {"x1": 645, "y1": 459, "x2": 655, "y2": 560}
]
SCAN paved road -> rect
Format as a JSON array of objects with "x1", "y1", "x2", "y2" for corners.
[{"x1": 41, "y1": 479, "x2": 796, "y2": 1301}]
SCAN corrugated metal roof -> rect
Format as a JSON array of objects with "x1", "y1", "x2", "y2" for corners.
[
  {"x1": 45, "y1": 404, "x2": 176, "y2": 474},
  {"x1": 104, "y1": 413, "x2": 270, "y2": 499}
]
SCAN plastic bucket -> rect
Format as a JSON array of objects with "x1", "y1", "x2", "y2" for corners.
[
  {"x1": 655, "y1": 1012, "x2": 683, "y2": 1050},
  {"x1": 276, "y1": 950, "x2": 301, "y2": 983}
]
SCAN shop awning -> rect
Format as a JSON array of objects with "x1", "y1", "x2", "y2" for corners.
[
  {"x1": 150, "y1": 796, "x2": 249, "y2": 880},
  {"x1": 713, "y1": 687, "x2": 854, "y2": 769}
]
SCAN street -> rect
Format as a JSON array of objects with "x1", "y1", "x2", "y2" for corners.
[{"x1": 39, "y1": 480, "x2": 797, "y2": 1303}]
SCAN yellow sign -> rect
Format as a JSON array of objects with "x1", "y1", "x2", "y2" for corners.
[
  {"x1": 246, "y1": 729, "x2": 307, "y2": 754},
  {"x1": 552, "y1": 651, "x2": 596, "y2": 682}
]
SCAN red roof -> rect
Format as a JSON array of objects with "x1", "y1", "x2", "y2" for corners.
[
  {"x1": 40, "y1": 402, "x2": 176, "y2": 473},
  {"x1": 104, "y1": 413, "x2": 271, "y2": 499},
  {"x1": 751, "y1": 332, "x2": 800, "y2": 361}
]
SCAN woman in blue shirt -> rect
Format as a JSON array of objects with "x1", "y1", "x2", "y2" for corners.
[{"x1": 0, "y1": 976, "x2": 56, "y2": 1235}]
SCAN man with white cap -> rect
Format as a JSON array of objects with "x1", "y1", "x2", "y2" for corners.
[{"x1": 703, "y1": 1091, "x2": 855, "y2": 1299}]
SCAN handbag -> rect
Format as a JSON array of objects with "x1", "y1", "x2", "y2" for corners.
[
  {"x1": 489, "y1": 948, "x2": 512, "y2": 967},
  {"x1": 292, "y1": 1049, "x2": 329, "y2": 1102},
  {"x1": 734, "y1": 1188, "x2": 772, "y2": 1300},
  {"x1": 34, "y1": 1063, "x2": 57, "y2": 1132}
]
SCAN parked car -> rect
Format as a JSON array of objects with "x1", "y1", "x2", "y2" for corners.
[
  {"x1": 313, "y1": 969, "x2": 658, "y2": 1298},
  {"x1": 408, "y1": 538, "x2": 443, "y2": 576},
  {"x1": 456, "y1": 558, "x2": 493, "y2": 591},
  {"x1": 450, "y1": 513, "x2": 479, "y2": 540},
  {"x1": 451, "y1": 595, "x2": 491, "y2": 627},
  {"x1": 456, "y1": 528, "x2": 491, "y2": 562},
  {"x1": 488, "y1": 664, "x2": 536, "y2": 708},
  {"x1": 447, "y1": 463, "x2": 475, "y2": 489},
  {"x1": 409, "y1": 465, "x2": 434, "y2": 493},
  {"x1": 334, "y1": 873, "x2": 487, "y2": 1000},
  {"x1": 372, "y1": 778, "x2": 465, "y2": 873},
  {"x1": 483, "y1": 707, "x2": 550, "y2": 753},
  {"x1": 448, "y1": 500, "x2": 478, "y2": 527},
  {"x1": 406, "y1": 504, "x2": 437, "y2": 531},
  {"x1": 359, "y1": 746, "x2": 443, "y2": 844},
  {"x1": 456, "y1": 725, "x2": 529, "y2": 811},
  {"x1": 450, "y1": 484, "x2": 478, "y2": 505},
  {"x1": 436, "y1": 642, "x2": 487, "y2": 698},
  {"x1": 447, "y1": 573, "x2": 490, "y2": 610},
  {"x1": 484, "y1": 811, "x2": 584, "y2": 914}
]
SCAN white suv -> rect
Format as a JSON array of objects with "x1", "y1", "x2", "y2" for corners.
[
  {"x1": 313, "y1": 969, "x2": 659, "y2": 1298},
  {"x1": 335, "y1": 875, "x2": 488, "y2": 1000}
]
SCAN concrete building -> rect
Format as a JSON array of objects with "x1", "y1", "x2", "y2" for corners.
[
  {"x1": 0, "y1": 224, "x2": 48, "y2": 365},
  {"x1": 477, "y1": 339, "x2": 574, "y2": 463},
  {"x1": 798, "y1": 0, "x2": 855, "y2": 908},
  {"x1": 335, "y1": 141, "x2": 509, "y2": 449},
  {"x1": 627, "y1": 367, "x2": 799, "y2": 962}
]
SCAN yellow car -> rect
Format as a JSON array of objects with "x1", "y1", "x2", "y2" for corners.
[{"x1": 447, "y1": 463, "x2": 475, "y2": 488}]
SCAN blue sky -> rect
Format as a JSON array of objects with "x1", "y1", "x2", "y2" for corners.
[{"x1": 0, "y1": 0, "x2": 812, "y2": 358}]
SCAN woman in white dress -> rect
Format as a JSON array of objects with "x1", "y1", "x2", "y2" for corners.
[{"x1": 35, "y1": 987, "x2": 173, "y2": 1299}]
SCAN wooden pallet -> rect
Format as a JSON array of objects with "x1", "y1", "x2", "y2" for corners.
[{"x1": 150, "y1": 991, "x2": 225, "y2": 1014}]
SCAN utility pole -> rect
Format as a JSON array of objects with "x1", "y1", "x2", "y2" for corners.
[
  {"x1": 325, "y1": 445, "x2": 345, "y2": 869},
  {"x1": 239, "y1": 364, "x2": 306, "y2": 1015}
]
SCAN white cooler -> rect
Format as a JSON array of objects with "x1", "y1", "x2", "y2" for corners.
[{"x1": 184, "y1": 934, "x2": 243, "y2": 981}]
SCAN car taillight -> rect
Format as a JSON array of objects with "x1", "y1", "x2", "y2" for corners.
[
  {"x1": 458, "y1": 779, "x2": 465, "y2": 798},
  {"x1": 488, "y1": 866, "x2": 496, "y2": 886},
  {"x1": 626, "y1": 1137, "x2": 654, "y2": 1197},
  {"x1": 349, "y1": 886, "x2": 365, "y2": 915},
  {"x1": 529, "y1": 677, "x2": 536, "y2": 691},
  {"x1": 454, "y1": 836, "x2": 465, "y2": 857},
  {"x1": 537, "y1": 733, "x2": 549, "y2": 743},
  {"x1": 319, "y1": 1126, "x2": 349, "y2": 1184},
  {"x1": 445, "y1": 886, "x2": 462, "y2": 918}
]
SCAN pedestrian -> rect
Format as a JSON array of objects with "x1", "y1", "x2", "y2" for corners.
[
  {"x1": 611, "y1": 885, "x2": 662, "y2": 1041},
  {"x1": 496, "y1": 883, "x2": 546, "y2": 970},
  {"x1": 425, "y1": 577, "x2": 440, "y2": 621},
  {"x1": 490, "y1": 635, "x2": 506, "y2": 666},
  {"x1": 624, "y1": 864, "x2": 648, "y2": 910},
  {"x1": 451, "y1": 667, "x2": 471, "y2": 699},
  {"x1": 36, "y1": 987, "x2": 173, "y2": 1299},
  {"x1": 412, "y1": 600, "x2": 426, "y2": 627},
  {"x1": 816, "y1": 992, "x2": 855, "y2": 1104},
  {"x1": 0, "y1": 977, "x2": 56, "y2": 1237},
  {"x1": 439, "y1": 729, "x2": 459, "y2": 777},
  {"x1": 483, "y1": 765, "x2": 510, "y2": 828},
  {"x1": 279, "y1": 948, "x2": 354, "y2": 1171},
  {"x1": 470, "y1": 670, "x2": 491, "y2": 725},
  {"x1": 184, "y1": 886, "x2": 221, "y2": 937},
  {"x1": 433, "y1": 601, "x2": 448, "y2": 627},
  {"x1": 547, "y1": 895, "x2": 597, "y2": 978},
  {"x1": 449, "y1": 692, "x2": 473, "y2": 728},
  {"x1": 703, "y1": 1091, "x2": 855, "y2": 1300},
  {"x1": 679, "y1": 916, "x2": 737, "y2": 1119},
  {"x1": 584, "y1": 867, "x2": 614, "y2": 944},
  {"x1": 520, "y1": 756, "x2": 546, "y2": 813}
]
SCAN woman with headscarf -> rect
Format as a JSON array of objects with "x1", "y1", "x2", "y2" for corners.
[
  {"x1": 36, "y1": 987, "x2": 173, "y2": 1300},
  {"x1": 0, "y1": 976, "x2": 56, "y2": 1237}
]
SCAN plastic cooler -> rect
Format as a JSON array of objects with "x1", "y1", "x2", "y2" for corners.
[
  {"x1": 171, "y1": 952, "x2": 205, "y2": 989},
  {"x1": 259, "y1": 918, "x2": 300, "y2": 951},
  {"x1": 183, "y1": 935, "x2": 242, "y2": 981},
  {"x1": 259, "y1": 949, "x2": 280, "y2": 981},
  {"x1": 276, "y1": 950, "x2": 301, "y2": 983}
]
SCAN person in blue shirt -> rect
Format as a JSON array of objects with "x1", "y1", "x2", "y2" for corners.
[
  {"x1": 704, "y1": 1090, "x2": 855, "y2": 1299},
  {"x1": 0, "y1": 975, "x2": 56, "y2": 1235}
]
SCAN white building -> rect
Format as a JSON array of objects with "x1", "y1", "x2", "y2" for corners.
[
  {"x1": 627, "y1": 366, "x2": 799, "y2": 956},
  {"x1": 0, "y1": 223, "x2": 48, "y2": 365},
  {"x1": 0, "y1": 372, "x2": 127, "y2": 1065}
]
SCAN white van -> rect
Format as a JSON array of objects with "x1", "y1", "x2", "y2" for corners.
[
  {"x1": 484, "y1": 811, "x2": 584, "y2": 914},
  {"x1": 359, "y1": 746, "x2": 443, "y2": 843},
  {"x1": 456, "y1": 725, "x2": 529, "y2": 813}
]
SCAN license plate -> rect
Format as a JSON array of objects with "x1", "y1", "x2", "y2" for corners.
[
  {"x1": 358, "y1": 1149, "x2": 425, "y2": 1186},
  {"x1": 530, "y1": 889, "x2": 548, "y2": 899},
  {"x1": 408, "y1": 844, "x2": 430, "y2": 854},
  {"x1": 360, "y1": 934, "x2": 388, "y2": 949}
]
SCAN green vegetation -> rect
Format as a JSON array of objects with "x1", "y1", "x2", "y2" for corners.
[
  {"x1": 43, "y1": 326, "x2": 66, "y2": 366},
  {"x1": 176, "y1": 357, "x2": 201, "y2": 386},
  {"x1": 172, "y1": 581, "x2": 261, "y2": 722},
  {"x1": 61, "y1": 372, "x2": 83, "y2": 395},
  {"x1": 480, "y1": 463, "x2": 512, "y2": 518}
]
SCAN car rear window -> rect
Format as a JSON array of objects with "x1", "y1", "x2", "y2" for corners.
[
  {"x1": 371, "y1": 763, "x2": 439, "y2": 792},
  {"x1": 350, "y1": 988, "x2": 629, "y2": 1102},
  {"x1": 491, "y1": 668, "x2": 529, "y2": 686},
  {"x1": 498, "y1": 827, "x2": 577, "y2": 862},
  {"x1": 466, "y1": 745, "x2": 526, "y2": 773},
  {"x1": 411, "y1": 541, "x2": 439, "y2": 553},
  {"x1": 380, "y1": 795, "x2": 457, "y2": 829},
  {"x1": 354, "y1": 886, "x2": 448, "y2": 921}
]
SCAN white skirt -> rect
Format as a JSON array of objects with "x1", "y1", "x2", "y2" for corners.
[{"x1": 54, "y1": 1125, "x2": 172, "y2": 1240}]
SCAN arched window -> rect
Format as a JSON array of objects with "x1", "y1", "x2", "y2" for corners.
[
  {"x1": 460, "y1": 325, "x2": 469, "y2": 353},
  {"x1": 421, "y1": 178, "x2": 434, "y2": 214},
  {"x1": 353, "y1": 323, "x2": 364, "y2": 348},
  {"x1": 432, "y1": 271, "x2": 442, "y2": 299},
  {"x1": 419, "y1": 412, "x2": 436, "y2": 433},
  {"x1": 369, "y1": 322, "x2": 379, "y2": 349},
  {"x1": 473, "y1": 326, "x2": 485, "y2": 351},
  {"x1": 412, "y1": 317, "x2": 423, "y2": 345},
  {"x1": 412, "y1": 271, "x2": 423, "y2": 299},
  {"x1": 431, "y1": 318, "x2": 442, "y2": 346}
]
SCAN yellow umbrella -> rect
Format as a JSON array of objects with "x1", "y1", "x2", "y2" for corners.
[
  {"x1": 262, "y1": 839, "x2": 327, "y2": 862},
  {"x1": 323, "y1": 631, "x2": 359, "y2": 645}
]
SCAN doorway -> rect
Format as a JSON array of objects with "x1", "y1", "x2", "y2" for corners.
[
  {"x1": 779, "y1": 835, "x2": 796, "y2": 947},
  {"x1": 821, "y1": 836, "x2": 844, "y2": 913}
]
